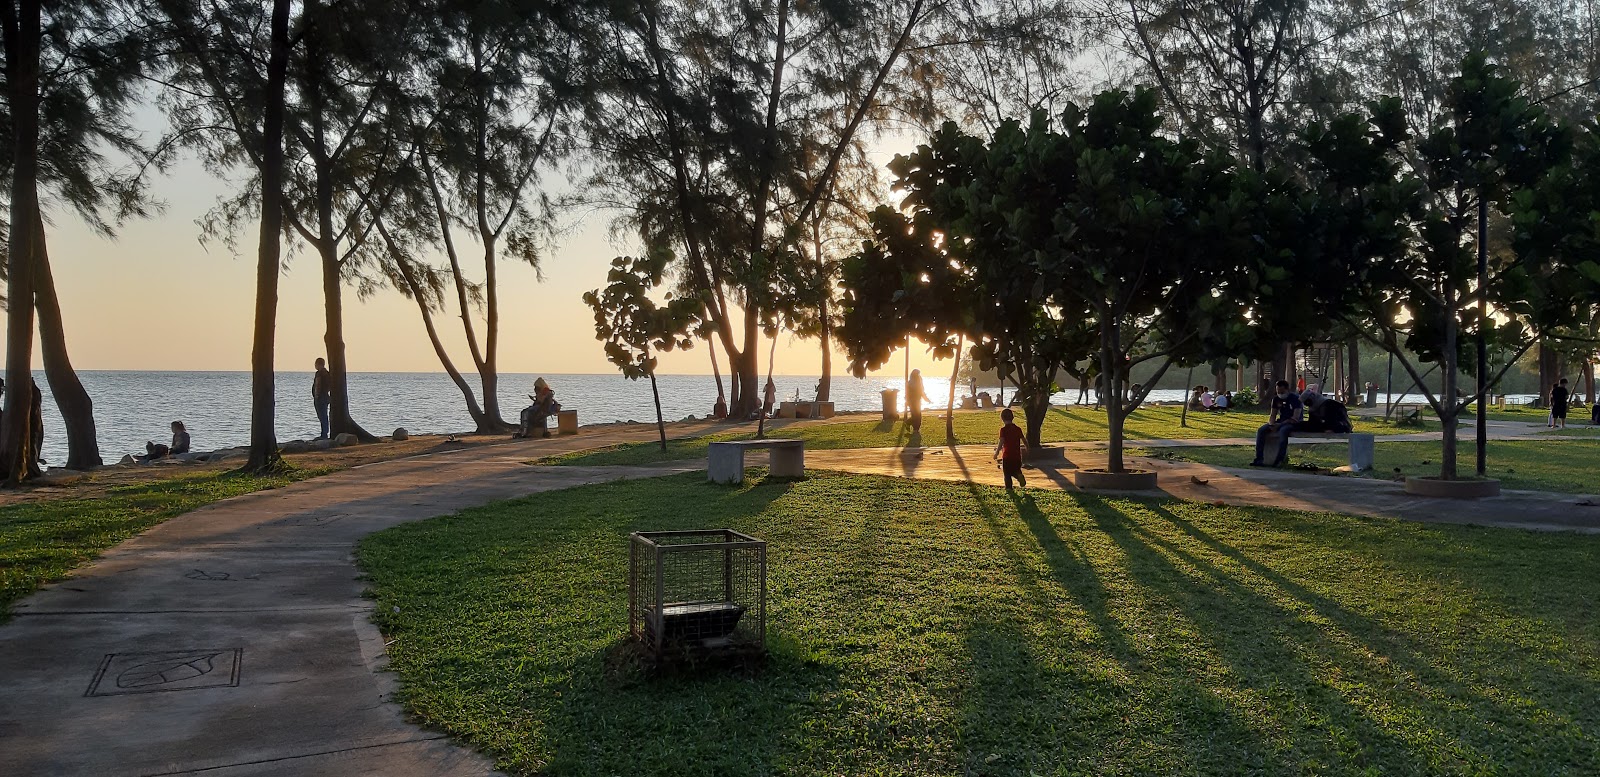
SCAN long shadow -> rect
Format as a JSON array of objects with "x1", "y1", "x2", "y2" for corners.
[
  {"x1": 1072, "y1": 497, "x2": 1438, "y2": 772},
  {"x1": 1139, "y1": 501, "x2": 1600, "y2": 758},
  {"x1": 1000, "y1": 490, "x2": 1293, "y2": 772}
]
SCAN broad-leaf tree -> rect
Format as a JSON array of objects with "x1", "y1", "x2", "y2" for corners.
[{"x1": 584, "y1": 249, "x2": 701, "y2": 451}]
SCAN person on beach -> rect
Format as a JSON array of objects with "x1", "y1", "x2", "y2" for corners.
[
  {"x1": 1250, "y1": 379, "x2": 1303, "y2": 467},
  {"x1": 907, "y1": 369, "x2": 926, "y2": 432},
  {"x1": 1550, "y1": 378, "x2": 1569, "y2": 429},
  {"x1": 312, "y1": 358, "x2": 332, "y2": 440},
  {"x1": 518, "y1": 378, "x2": 560, "y2": 438},
  {"x1": 141, "y1": 421, "x2": 190, "y2": 462},
  {"x1": 994, "y1": 408, "x2": 1028, "y2": 490}
]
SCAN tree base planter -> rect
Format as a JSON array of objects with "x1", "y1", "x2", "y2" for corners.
[
  {"x1": 1027, "y1": 445, "x2": 1068, "y2": 460},
  {"x1": 1403, "y1": 477, "x2": 1501, "y2": 499},
  {"x1": 1073, "y1": 468, "x2": 1159, "y2": 490}
]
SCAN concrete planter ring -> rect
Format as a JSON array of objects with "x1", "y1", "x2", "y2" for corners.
[
  {"x1": 1027, "y1": 445, "x2": 1068, "y2": 460},
  {"x1": 1403, "y1": 476, "x2": 1501, "y2": 499},
  {"x1": 1074, "y1": 468, "x2": 1159, "y2": 491}
]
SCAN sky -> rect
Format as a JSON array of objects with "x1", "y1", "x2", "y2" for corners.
[{"x1": 15, "y1": 127, "x2": 950, "y2": 379}]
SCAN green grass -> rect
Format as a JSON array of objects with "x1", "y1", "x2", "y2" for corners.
[
  {"x1": 359, "y1": 472, "x2": 1600, "y2": 775},
  {"x1": 1141, "y1": 440, "x2": 1600, "y2": 494},
  {"x1": 0, "y1": 467, "x2": 329, "y2": 616},
  {"x1": 541, "y1": 406, "x2": 1404, "y2": 467},
  {"x1": 1542, "y1": 426, "x2": 1600, "y2": 437}
]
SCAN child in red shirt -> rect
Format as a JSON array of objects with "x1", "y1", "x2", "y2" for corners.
[{"x1": 994, "y1": 408, "x2": 1027, "y2": 490}]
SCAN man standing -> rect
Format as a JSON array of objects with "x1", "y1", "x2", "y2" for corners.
[
  {"x1": 1250, "y1": 379, "x2": 1304, "y2": 467},
  {"x1": 1551, "y1": 377, "x2": 1570, "y2": 430},
  {"x1": 312, "y1": 358, "x2": 332, "y2": 440}
]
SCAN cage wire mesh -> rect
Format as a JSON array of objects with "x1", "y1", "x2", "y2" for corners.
[{"x1": 630, "y1": 530, "x2": 766, "y2": 660}]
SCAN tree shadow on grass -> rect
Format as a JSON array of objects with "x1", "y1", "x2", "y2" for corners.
[{"x1": 1137, "y1": 501, "x2": 1600, "y2": 767}]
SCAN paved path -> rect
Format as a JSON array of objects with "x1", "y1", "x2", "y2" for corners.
[
  {"x1": 808, "y1": 441, "x2": 1600, "y2": 533},
  {"x1": 0, "y1": 428, "x2": 701, "y2": 777}
]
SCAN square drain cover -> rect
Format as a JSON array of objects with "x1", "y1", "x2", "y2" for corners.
[{"x1": 86, "y1": 648, "x2": 242, "y2": 697}]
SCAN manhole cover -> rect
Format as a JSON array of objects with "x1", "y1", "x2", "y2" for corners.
[{"x1": 85, "y1": 648, "x2": 242, "y2": 697}]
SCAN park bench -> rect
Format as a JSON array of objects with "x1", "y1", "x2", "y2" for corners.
[
  {"x1": 707, "y1": 439, "x2": 805, "y2": 484},
  {"x1": 1262, "y1": 428, "x2": 1375, "y2": 472}
]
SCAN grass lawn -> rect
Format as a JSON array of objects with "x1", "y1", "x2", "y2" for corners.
[
  {"x1": 359, "y1": 472, "x2": 1600, "y2": 776},
  {"x1": 541, "y1": 405, "x2": 1405, "y2": 467},
  {"x1": 1139, "y1": 440, "x2": 1600, "y2": 494},
  {"x1": 0, "y1": 467, "x2": 329, "y2": 617}
]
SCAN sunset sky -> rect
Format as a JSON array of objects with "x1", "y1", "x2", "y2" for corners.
[{"x1": 19, "y1": 128, "x2": 947, "y2": 379}]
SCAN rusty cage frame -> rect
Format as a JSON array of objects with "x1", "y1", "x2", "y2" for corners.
[{"x1": 628, "y1": 529, "x2": 767, "y2": 660}]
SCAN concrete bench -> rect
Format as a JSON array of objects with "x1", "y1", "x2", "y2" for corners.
[
  {"x1": 1264, "y1": 429, "x2": 1375, "y2": 472},
  {"x1": 557, "y1": 410, "x2": 578, "y2": 435},
  {"x1": 707, "y1": 439, "x2": 805, "y2": 484}
]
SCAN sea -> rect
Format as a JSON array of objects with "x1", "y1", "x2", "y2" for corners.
[{"x1": 22, "y1": 371, "x2": 1543, "y2": 466}]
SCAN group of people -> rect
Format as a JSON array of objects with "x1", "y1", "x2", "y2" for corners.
[
  {"x1": 1189, "y1": 385, "x2": 1235, "y2": 412},
  {"x1": 1250, "y1": 381, "x2": 1353, "y2": 467}
]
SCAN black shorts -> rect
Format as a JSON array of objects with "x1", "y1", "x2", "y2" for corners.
[
  {"x1": 1002, "y1": 458, "x2": 1023, "y2": 476},
  {"x1": 1553, "y1": 405, "x2": 1568, "y2": 419}
]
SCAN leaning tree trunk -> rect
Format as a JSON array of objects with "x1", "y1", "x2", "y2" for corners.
[
  {"x1": 393, "y1": 253, "x2": 492, "y2": 431},
  {"x1": 32, "y1": 211, "x2": 100, "y2": 469},
  {"x1": 945, "y1": 335, "x2": 962, "y2": 441},
  {"x1": 708, "y1": 337, "x2": 725, "y2": 405},
  {"x1": 241, "y1": 0, "x2": 292, "y2": 473},
  {"x1": 1, "y1": 0, "x2": 44, "y2": 484},
  {"x1": 649, "y1": 369, "x2": 667, "y2": 452}
]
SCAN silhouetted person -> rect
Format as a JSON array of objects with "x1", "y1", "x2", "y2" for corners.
[{"x1": 312, "y1": 358, "x2": 332, "y2": 440}]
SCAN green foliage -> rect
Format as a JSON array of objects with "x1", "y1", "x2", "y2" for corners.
[
  {"x1": 360, "y1": 472, "x2": 1600, "y2": 775},
  {"x1": 583, "y1": 249, "x2": 701, "y2": 381}
]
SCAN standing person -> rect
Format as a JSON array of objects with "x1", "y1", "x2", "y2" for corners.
[
  {"x1": 1076, "y1": 373, "x2": 1090, "y2": 405},
  {"x1": 906, "y1": 369, "x2": 925, "y2": 432},
  {"x1": 312, "y1": 358, "x2": 332, "y2": 440},
  {"x1": 762, "y1": 376, "x2": 777, "y2": 419},
  {"x1": 1551, "y1": 378, "x2": 1570, "y2": 430},
  {"x1": 993, "y1": 408, "x2": 1028, "y2": 491},
  {"x1": 1250, "y1": 380, "x2": 1304, "y2": 467}
]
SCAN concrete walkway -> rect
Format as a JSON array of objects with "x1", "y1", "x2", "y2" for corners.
[
  {"x1": 0, "y1": 428, "x2": 700, "y2": 777},
  {"x1": 807, "y1": 440, "x2": 1600, "y2": 533}
]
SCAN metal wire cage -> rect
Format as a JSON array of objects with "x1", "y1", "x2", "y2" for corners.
[{"x1": 629, "y1": 529, "x2": 767, "y2": 660}]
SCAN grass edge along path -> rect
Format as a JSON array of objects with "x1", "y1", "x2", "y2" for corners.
[
  {"x1": 1137, "y1": 439, "x2": 1600, "y2": 495},
  {"x1": 358, "y1": 471, "x2": 1600, "y2": 776},
  {"x1": 0, "y1": 466, "x2": 331, "y2": 617},
  {"x1": 538, "y1": 406, "x2": 1410, "y2": 468}
]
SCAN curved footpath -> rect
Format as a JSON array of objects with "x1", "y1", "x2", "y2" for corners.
[
  {"x1": 2, "y1": 417, "x2": 1596, "y2": 776},
  {"x1": 0, "y1": 428, "x2": 700, "y2": 777}
]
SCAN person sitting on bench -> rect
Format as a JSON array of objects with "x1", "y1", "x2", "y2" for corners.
[
  {"x1": 1250, "y1": 380, "x2": 1303, "y2": 467},
  {"x1": 1298, "y1": 387, "x2": 1353, "y2": 433},
  {"x1": 517, "y1": 378, "x2": 561, "y2": 438}
]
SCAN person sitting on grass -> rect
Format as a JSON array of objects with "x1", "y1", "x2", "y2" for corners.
[
  {"x1": 1250, "y1": 380, "x2": 1303, "y2": 468},
  {"x1": 1199, "y1": 387, "x2": 1216, "y2": 411},
  {"x1": 993, "y1": 408, "x2": 1028, "y2": 491},
  {"x1": 1215, "y1": 390, "x2": 1231, "y2": 411}
]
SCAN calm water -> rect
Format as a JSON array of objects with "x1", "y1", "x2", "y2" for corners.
[{"x1": 24, "y1": 371, "x2": 1541, "y2": 466}]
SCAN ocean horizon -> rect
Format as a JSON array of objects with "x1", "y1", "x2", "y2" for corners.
[{"x1": 20, "y1": 370, "x2": 1540, "y2": 468}]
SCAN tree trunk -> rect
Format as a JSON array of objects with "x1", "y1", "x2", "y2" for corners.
[
  {"x1": 1586, "y1": 360, "x2": 1595, "y2": 405},
  {"x1": 477, "y1": 235, "x2": 508, "y2": 430},
  {"x1": 320, "y1": 253, "x2": 374, "y2": 442},
  {"x1": 1101, "y1": 318, "x2": 1127, "y2": 473},
  {"x1": 1180, "y1": 366, "x2": 1194, "y2": 428},
  {"x1": 945, "y1": 335, "x2": 962, "y2": 442},
  {"x1": 709, "y1": 337, "x2": 725, "y2": 403},
  {"x1": 650, "y1": 370, "x2": 667, "y2": 451},
  {"x1": 1023, "y1": 391, "x2": 1049, "y2": 450},
  {"x1": 31, "y1": 212, "x2": 100, "y2": 469},
  {"x1": 1348, "y1": 337, "x2": 1361, "y2": 405},
  {"x1": 393, "y1": 253, "x2": 490, "y2": 431},
  {"x1": 756, "y1": 332, "x2": 777, "y2": 438},
  {"x1": 1439, "y1": 288, "x2": 1460, "y2": 480},
  {"x1": 817, "y1": 300, "x2": 832, "y2": 402},
  {"x1": 1, "y1": 0, "x2": 44, "y2": 484},
  {"x1": 242, "y1": 0, "x2": 292, "y2": 473}
]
